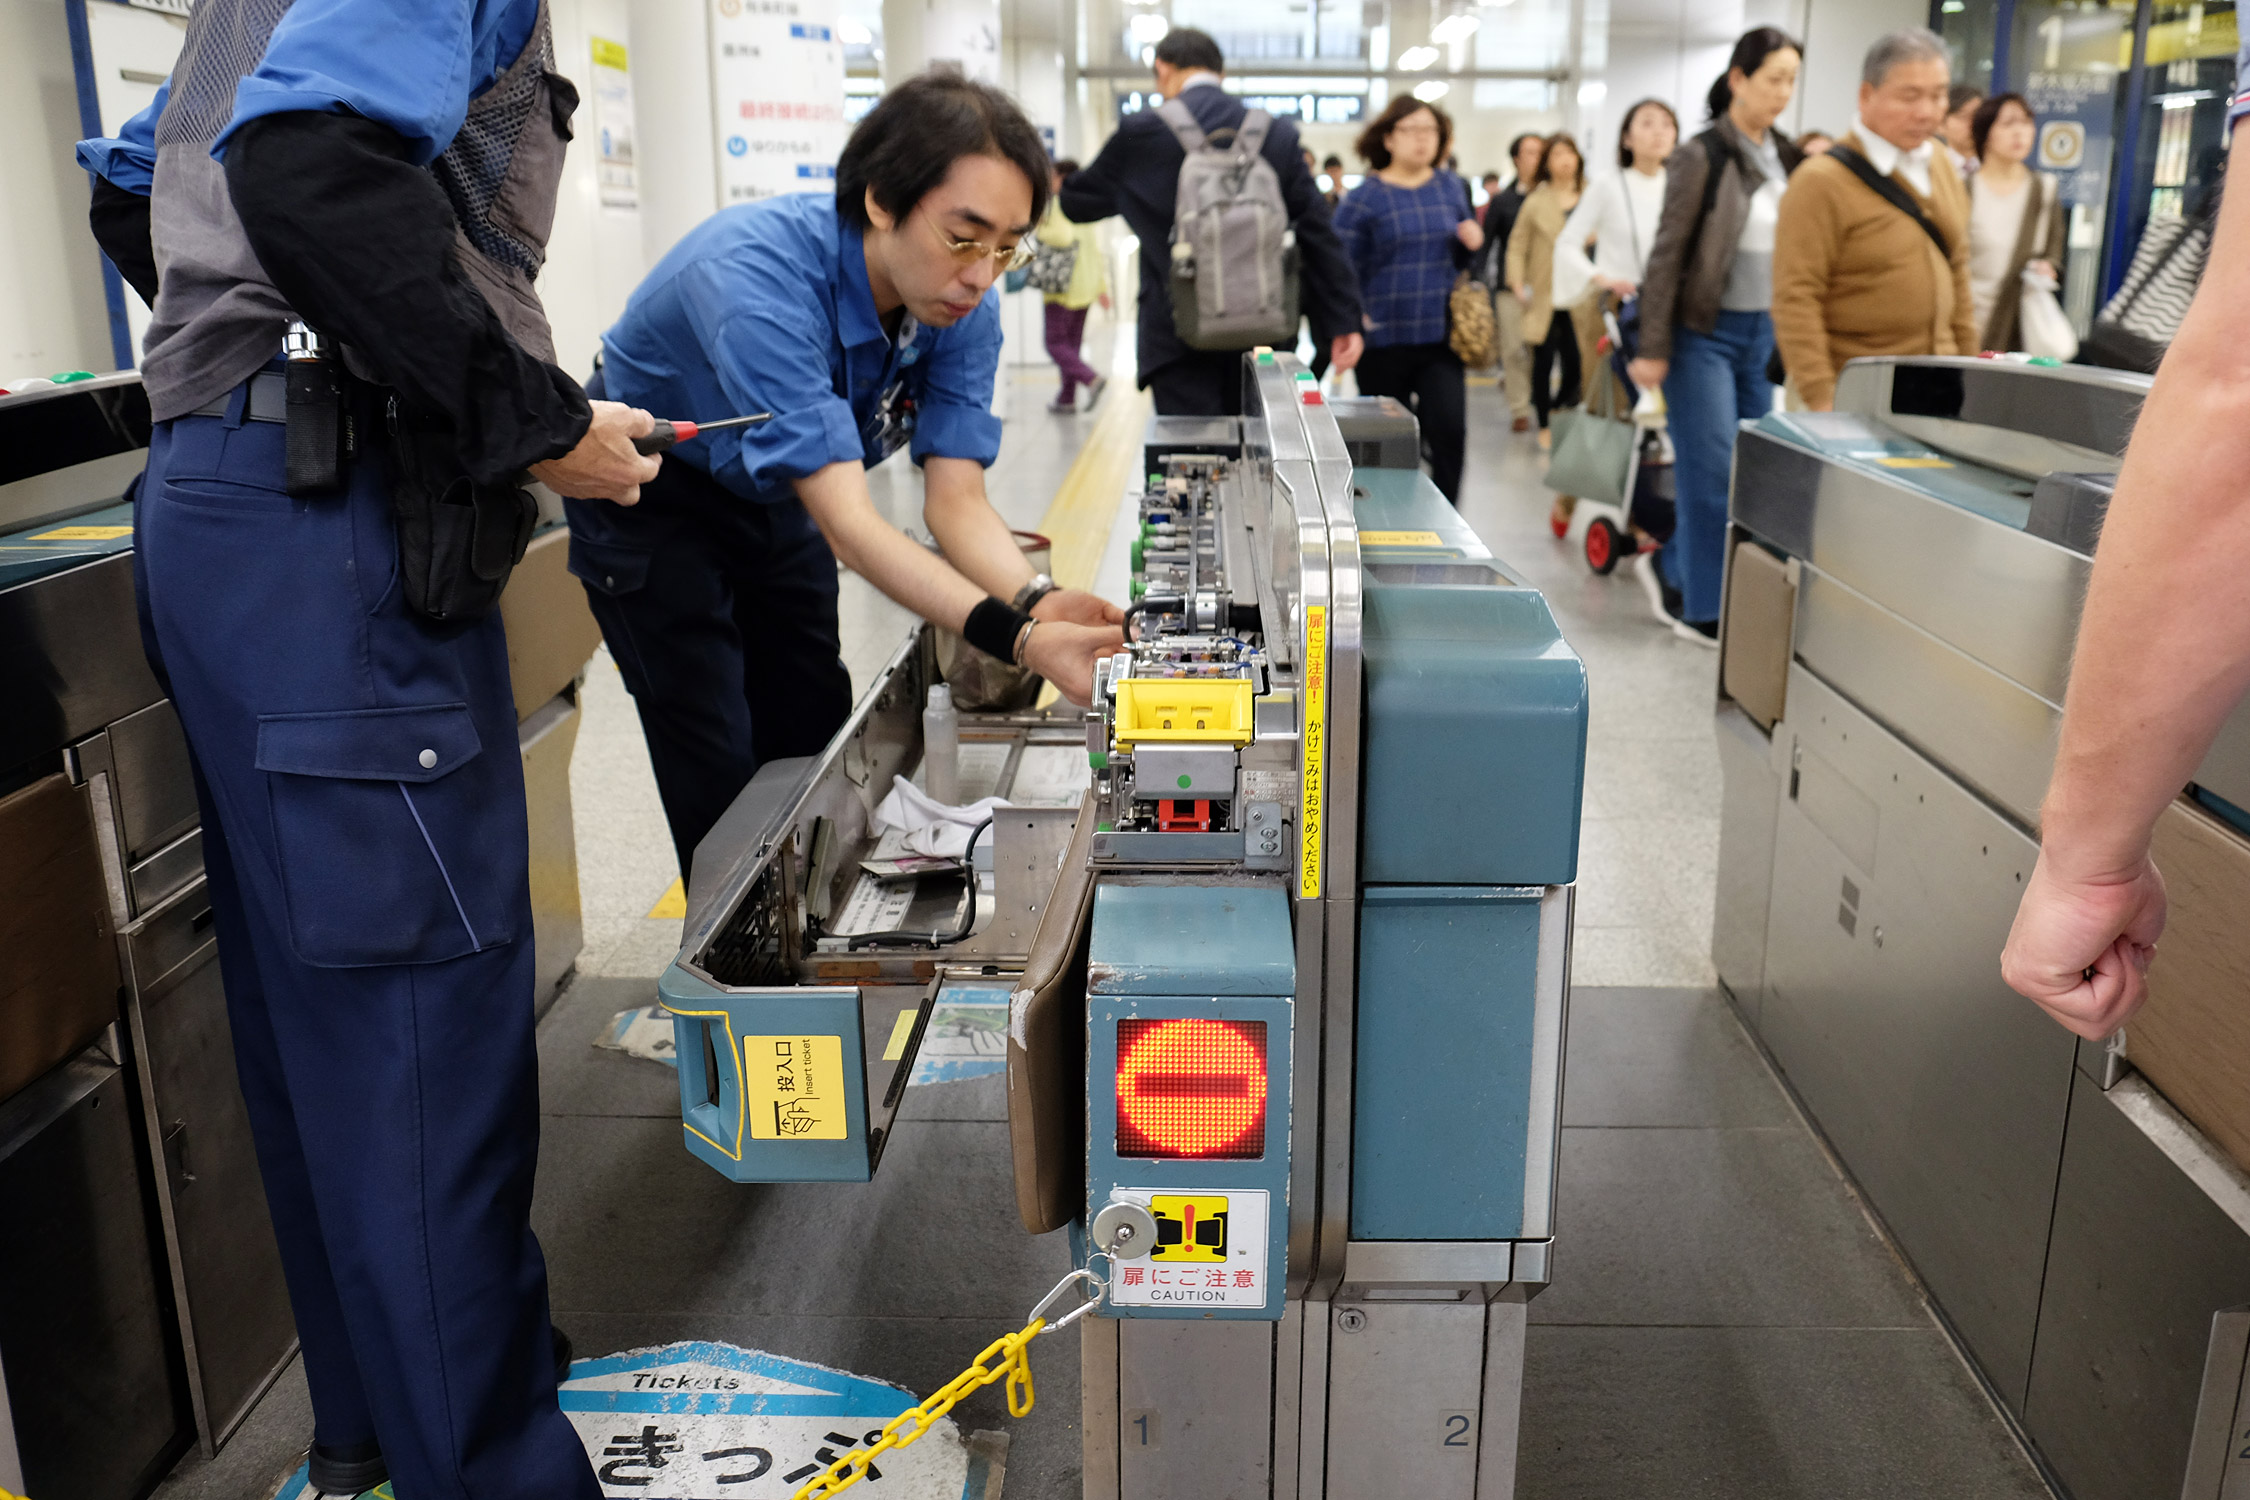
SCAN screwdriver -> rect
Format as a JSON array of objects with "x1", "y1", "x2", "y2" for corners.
[{"x1": 633, "y1": 411, "x2": 773, "y2": 455}]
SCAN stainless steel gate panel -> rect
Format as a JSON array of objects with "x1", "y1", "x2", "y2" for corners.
[
  {"x1": 2025, "y1": 1074, "x2": 2250, "y2": 1500},
  {"x1": 1712, "y1": 702, "x2": 1782, "y2": 1011},
  {"x1": 1118, "y1": 1318, "x2": 1274, "y2": 1498},
  {"x1": 1323, "y1": 1300, "x2": 1487, "y2": 1498},
  {"x1": 125, "y1": 891, "x2": 296, "y2": 1449},
  {"x1": 1792, "y1": 566, "x2": 2058, "y2": 829},
  {"x1": 1760, "y1": 666, "x2": 2073, "y2": 1412}
]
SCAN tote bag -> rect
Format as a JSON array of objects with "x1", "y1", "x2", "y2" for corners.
[
  {"x1": 1545, "y1": 369, "x2": 1636, "y2": 508},
  {"x1": 2017, "y1": 267, "x2": 2078, "y2": 362}
]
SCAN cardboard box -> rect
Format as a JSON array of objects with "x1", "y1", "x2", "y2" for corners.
[
  {"x1": 498, "y1": 525, "x2": 604, "y2": 725},
  {"x1": 2130, "y1": 797, "x2": 2250, "y2": 1174}
]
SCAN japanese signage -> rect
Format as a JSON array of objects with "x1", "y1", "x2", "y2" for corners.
[
  {"x1": 711, "y1": 0, "x2": 849, "y2": 205},
  {"x1": 590, "y1": 37, "x2": 639, "y2": 210},
  {"x1": 274, "y1": 1340, "x2": 987, "y2": 1499},
  {"x1": 744, "y1": 1034, "x2": 848, "y2": 1140},
  {"x1": 1106, "y1": 1189, "x2": 1272, "y2": 1310},
  {"x1": 1299, "y1": 605, "x2": 1326, "y2": 901}
]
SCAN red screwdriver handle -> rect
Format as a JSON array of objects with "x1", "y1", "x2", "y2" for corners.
[{"x1": 633, "y1": 419, "x2": 699, "y2": 456}]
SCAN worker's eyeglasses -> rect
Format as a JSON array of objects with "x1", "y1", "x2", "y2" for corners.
[{"x1": 923, "y1": 211, "x2": 1036, "y2": 271}]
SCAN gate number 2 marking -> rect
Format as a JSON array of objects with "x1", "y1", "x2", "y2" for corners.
[{"x1": 1443, "y1": 1414, "x2": 1471, "y2": 1447}]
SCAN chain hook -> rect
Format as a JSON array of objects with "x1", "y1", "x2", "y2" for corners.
[{"x1": 1027, "y1": 1262, "x2": 1108, "y2": 1332}]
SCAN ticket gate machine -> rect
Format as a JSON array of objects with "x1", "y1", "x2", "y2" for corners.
[{"x1": 660, "y1": 353, "x2": 1587, "y2": 1497}]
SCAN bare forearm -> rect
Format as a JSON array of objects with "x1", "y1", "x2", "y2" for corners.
[
  {"x1": 923, "y1": 455, "x2": 1036, "y2": 601},
  {"x1": 2044, "y1": 370, "x2": 2250, "y2": 871},
  {"x1": 2042, "y1": 151, "x2": 2250, "y2": 874},
  {"x1": 795, "y1": 461, "x2": 984, "y2": 630}
]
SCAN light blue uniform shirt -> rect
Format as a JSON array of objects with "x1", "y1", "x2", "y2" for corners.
[
  {"x1": 598, "y1": 193, "x2": 1004, "y2": 503},
  {"x1": 77, "y1": 0, "x2": 539, "y2": 190}
]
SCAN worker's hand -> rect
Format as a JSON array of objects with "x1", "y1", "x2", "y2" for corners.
[
  {"x1": 1626, "y1": 356, "x2": 1668, "y2": 390},
  {"x1": 1456, "y1": 218, "x2": 1485, "y2": 253},
  {"x1": 2000, "y1": 850, "x2": 2168, "y2": 1040},
  {"x1": 2027, "y1": 258, "x2": 2059, "y2": 283},
  {"x1": 1023, "y1": 620, "x2": 1126, "y2": 705},
  {"x1": 1099, "y1": 291, "x2": 1112, "y2": 312},
  {"x1": 531, "y1": 401, "x2": 661, "y2": 505},
  {"x1": 1330, "y1": 332, "x2": 1364, "y2": 374},
  {"x1": 1599, "y1": 274, "x2": 1638, "y2": 299},
  {"x1": 1032, "y1": 587, "x2": 1126, "y2": 628}
]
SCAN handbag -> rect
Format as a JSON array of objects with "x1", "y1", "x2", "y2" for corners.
[
  {"x1": 1448, "y1": 271, "x2": 1498, "y2": 367},
  {"x1": 1545, "y1": 368, "x2": 1637, "y2": 508},
  {"x1": 1025, "y1": 238, "x2": 1079, "y2": 296},
  {"x1": 2084, "y1": 204, "x2": 2214, "y2": 372},
  {"x1": 2017, "y1": 266, "x2": 2078, "y2": 361}
]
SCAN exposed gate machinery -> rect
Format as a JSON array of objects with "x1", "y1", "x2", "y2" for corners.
[{"x1": 654, "y1": 352, "x2": 1588, "y2": 1497}]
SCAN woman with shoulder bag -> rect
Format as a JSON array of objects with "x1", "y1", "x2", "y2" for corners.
[
  {"x1": 1037, "y1": 158, "x2": 1111, "y2": 413},
  {"x1": 1334, "y1": 95, "x2": 1485, "y2": 502},
  {"x1": 1507, "y1": 134, "x2": 1590, "y2": 460},
  {"x1": 1967, "y1": 93, "x2": 2068, "y2": 355},
  {"x1": 1628, "y1": 26, "x2": 1802, "y2": 645}
]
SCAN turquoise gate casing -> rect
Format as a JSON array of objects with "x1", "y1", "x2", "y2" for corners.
[
  {"x1": 660, "y1": 964, "x2": 874, "y2": 1183},
  {"x1": 1083, "y1": 883, "x2": 1294, "y2": 1320}
]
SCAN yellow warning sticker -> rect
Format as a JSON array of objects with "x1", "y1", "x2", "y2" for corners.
[
  {"x1": 29, "y1": 524, "x2": 132, "y2": 541},
  {"x1": 883, "y1": 1007, "x2": 919, "y2": 1061},
  {"x1": 1148, "y1": 1194, "x2": 1231, "y2": 1262},
  {"x1": 1358, "y1": 529, "x2": 1444, "y2": 547},
  {"x1": 743, "y1": 1034, "x2": 849, "y2": 1140},
  {"x1": 1300, "y1": 605, "x2": 1326, "y2": 901},
  {"x1": 1875, "y1": 456, "x2": 1953, "y2": 469}
]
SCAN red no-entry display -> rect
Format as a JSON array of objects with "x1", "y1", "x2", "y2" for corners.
[{"x1": 1115, "y1": 1018, "x2": 1269, "y2": 1159}]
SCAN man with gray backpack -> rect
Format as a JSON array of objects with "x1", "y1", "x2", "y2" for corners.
[{"x1": 1060, "y1": 28, "x2": 1363, "y2": 414}]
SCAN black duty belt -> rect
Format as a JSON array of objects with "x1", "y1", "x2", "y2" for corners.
[{"x1": 190, "y1": 369, "x2": 289, "y2": 424}]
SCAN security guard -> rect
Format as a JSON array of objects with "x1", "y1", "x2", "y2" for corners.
[
  {"x1": 573, "y1": 72, "x2": 1126, "y2": 874},
  {"x1": 76, "y1": 1, "x2": 656, "y2": 1495}
]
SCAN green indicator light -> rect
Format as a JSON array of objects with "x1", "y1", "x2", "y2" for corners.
[
  {"x1": 1176, "y1": 774, "x2": 1192, "y2": 789},
  {"x1": 1256, "y1": 351, "x2": 1275, "y2": 364},
  {"x1": 1097, "y1": 821, "x2": 1116, "y2": 833},
  {"x1": 1295, "y1": 371, "x2": 1316, "y2": 382},
  {"x1": 1090, "y1": 750, "x2": 1109, "y2": 770}
]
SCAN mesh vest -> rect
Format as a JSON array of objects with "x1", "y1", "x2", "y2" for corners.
[{"x1": 140, "y1": 0, "x2": 569, "y2": 421}]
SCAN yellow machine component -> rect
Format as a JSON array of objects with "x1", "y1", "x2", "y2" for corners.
[{"x1": 1113, "y1": 677, "x2": 1255, "y2": 747}]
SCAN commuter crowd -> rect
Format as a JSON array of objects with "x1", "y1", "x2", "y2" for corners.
[{"x1": 1039, "y1": 22, "x2": 2082, "y2": 647}]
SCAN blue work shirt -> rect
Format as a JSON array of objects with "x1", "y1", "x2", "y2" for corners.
[
  {"x1": 599, "y1": 193, "x2": 1004, "y2": 502},
  {"x1": 77, "y1": 0, "x2": 539, "y2": 190}
]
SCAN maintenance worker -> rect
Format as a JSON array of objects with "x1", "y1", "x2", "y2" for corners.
[
  {"x1": 1999, "y1": 58, "x2": 2250, "y2": 1039},
  {"x1": 1058, "y1": 27, "x2": 1364, "y2": 415},
  {"x1": 572, "y1": 73, "x2": 1127, "y2": 876},
  {"x1": 74, "y1": 2, "x2": 659, "y2": 1495}
]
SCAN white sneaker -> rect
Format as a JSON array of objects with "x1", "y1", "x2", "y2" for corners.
[
  {"x1": 1630, "y1": 552, "x2": 1668, "y2": 627},
  {"x1": 1670, "y1": 617, "x2": 1720, "y2": 648},
  {"x1": 1083, "y1": 375, "x2": 1108, "y2": 411}
]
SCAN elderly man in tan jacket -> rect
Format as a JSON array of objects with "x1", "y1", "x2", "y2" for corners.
[{"x1": 1772, "y1": 28, "x2": 1975, "y2": 411}]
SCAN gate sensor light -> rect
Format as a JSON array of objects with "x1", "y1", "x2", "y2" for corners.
[{"x1": 1115, "y1": 1018, "x2": 1268, "y2": 1159}]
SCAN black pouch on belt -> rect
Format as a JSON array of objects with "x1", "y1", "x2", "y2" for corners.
[{"x1": 385, "y1": 404, "x2": 537, "y2": 621}]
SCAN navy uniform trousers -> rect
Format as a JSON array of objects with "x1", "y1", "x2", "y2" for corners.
[
  {"x1": 134, "y1": 392, "x2": 598, "y2": 1500},
  {"x1": 563, "y1": 456, "x2": 854, "y2": 881}
]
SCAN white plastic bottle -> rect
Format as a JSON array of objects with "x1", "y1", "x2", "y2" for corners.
[{"x1": 923, "y1": 683, "x2": 961, "y2": 805}]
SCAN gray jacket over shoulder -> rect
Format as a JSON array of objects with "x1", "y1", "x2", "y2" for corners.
[{"x1": 1636, "y1": 120, "x2": 1803, "y2": 361}]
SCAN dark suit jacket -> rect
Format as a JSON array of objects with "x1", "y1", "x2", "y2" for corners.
[{"x1": 1060, "y1": 83, "x2": 1362, "y2": 383}]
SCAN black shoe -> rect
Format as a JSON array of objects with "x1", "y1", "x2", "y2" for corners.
[
  {"x1": 553, "y1": 1325, "x2": 574, "y2": 1386},
  {"x1": 308, "y1": 1441, "x2": 387, "y2": 1497}
]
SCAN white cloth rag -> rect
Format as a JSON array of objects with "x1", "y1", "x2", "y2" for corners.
[{"x1": 874, "y1": 775, "x2": 1011, "y2": 858}]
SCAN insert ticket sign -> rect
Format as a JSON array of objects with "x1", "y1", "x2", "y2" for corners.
[{"x1": 1106, "y1": 1189, "x2": 1271, "y2": 1309}]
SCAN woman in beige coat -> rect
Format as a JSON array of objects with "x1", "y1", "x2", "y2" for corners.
[{"x1": 1506, "y1": 133, "x2": 1586, "y2": 454}]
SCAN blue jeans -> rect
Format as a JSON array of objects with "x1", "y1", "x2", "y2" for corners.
[{"x1": 1660, "y1": 309, "x2": 1775, "y2": 623}]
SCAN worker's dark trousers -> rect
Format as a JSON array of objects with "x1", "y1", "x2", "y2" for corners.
[
  {"x1": 564, "y1": 455, "x2": 855, "y2": 881},
  {"x1": 133, "y1": 397, "x2": 597, "y2": 1500}
]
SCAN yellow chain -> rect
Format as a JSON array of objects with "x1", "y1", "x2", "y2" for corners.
[{"x1": 790, "y1": 1316, "x2": 1048, "y2": 1500}]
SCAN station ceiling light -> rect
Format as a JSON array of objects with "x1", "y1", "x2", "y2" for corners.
[
  {"x1": 1412, "y1": 79, "x2": 1451, "y2": 101},
  {"x1": 1397, "y1": 43, "x2": 1440, "y2": 70},
  {"x1": 1429, "y1": 12, "x2": 1479, "y2": 45},
  {"x1": 1129, "y1": 12, "x2": 1172, "y2": 46}
]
